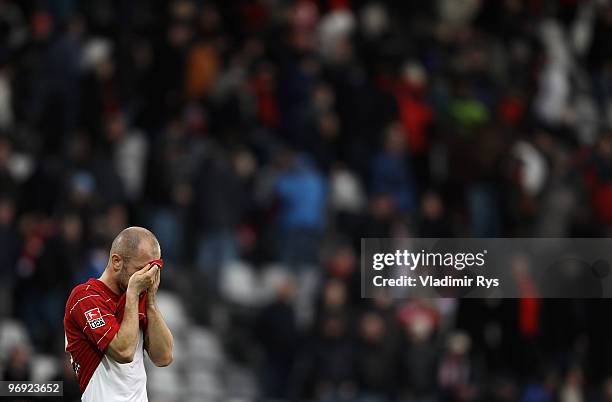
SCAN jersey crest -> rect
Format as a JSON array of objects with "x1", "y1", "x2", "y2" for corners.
[{"x1": 84, "y1": 308, "x2": 106, "y2": 329}]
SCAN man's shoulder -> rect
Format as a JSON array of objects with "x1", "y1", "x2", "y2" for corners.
[
  {"x1": 67, "y1": 280, "x2": 99, "y2": 301},
  {"x1": 65, "y1": 280, "x2": 115, "y2": 329},
  {"x1": 65, "y1": 280, "x2": 111, "y2": 317}
]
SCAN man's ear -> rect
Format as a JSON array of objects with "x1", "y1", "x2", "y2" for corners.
[{"x1": 111, "y1": 254, "x2": 123, "y2": 272}]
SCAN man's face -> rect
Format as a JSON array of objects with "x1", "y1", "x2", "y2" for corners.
[{"x1": 117, "y1": 242, "x2": 160, "y2": 293}]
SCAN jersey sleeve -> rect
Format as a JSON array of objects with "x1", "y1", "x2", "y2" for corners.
[{"x1": 68, "y1": 290, "x2": 121, "y2": 352}]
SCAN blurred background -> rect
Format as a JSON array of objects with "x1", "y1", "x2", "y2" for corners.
[{"x1": 1, "y1": 0, "x2": 612, "y2": 401}]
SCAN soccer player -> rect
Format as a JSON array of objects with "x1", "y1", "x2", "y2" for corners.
[{"x1": 64, "y1": 227, "x2": 173, "y2": 401}]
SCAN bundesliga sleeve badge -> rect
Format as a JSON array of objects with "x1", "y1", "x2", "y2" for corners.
[{"x1": 84, "y1": 307, "x2": 106, "y2": 329}]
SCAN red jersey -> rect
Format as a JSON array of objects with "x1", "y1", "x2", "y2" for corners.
[{"x1": 63, "y1": 278, "x2": 148, "y2": 395}]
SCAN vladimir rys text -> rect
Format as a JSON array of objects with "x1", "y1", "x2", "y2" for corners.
[{"x1": 369, "y1": 249, "x2": 500, "y2": 290}]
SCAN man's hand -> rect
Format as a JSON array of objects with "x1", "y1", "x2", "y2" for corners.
[
  {"x1": 146, "y1": 263, "x2": 161, "y2": 306},
  {"x1": 143, "y1": 260, "x2": 173, "y2": 366},
  {"x1": 127, "y1": 264, "x2": 158, "y2": 296}
]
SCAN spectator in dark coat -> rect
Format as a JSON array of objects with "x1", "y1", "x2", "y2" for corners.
[
  {"x1": 369, "y1": 123, "x2": 417, "y2": 213},
  {"x1": 354, "y1": 311, "x2": 397, "y2": 402},
  {"x1": 255, "y1": 272, "x2": 298, "y2": 399},
  {"x1": 291, "y1": 313, "x2": 356, "y2": 401}
]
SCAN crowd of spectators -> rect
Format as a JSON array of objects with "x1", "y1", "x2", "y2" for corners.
[{"x1": 1, "y1": 0, "x2": 612, "y2": 400}]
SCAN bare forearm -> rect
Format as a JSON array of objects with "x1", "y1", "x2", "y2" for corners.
[
  {"x1": 107, "y1": 290, "x2": 140, "y2": 362},
  {"x1": 145, "y1": 303, "x2": 173, "y2": 366}
]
